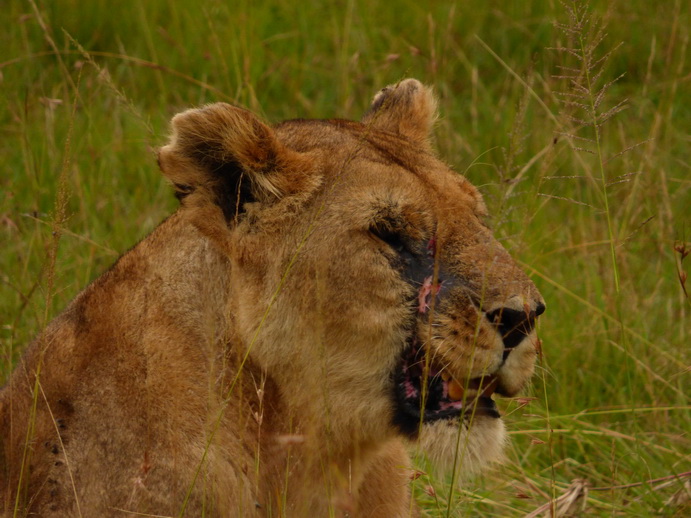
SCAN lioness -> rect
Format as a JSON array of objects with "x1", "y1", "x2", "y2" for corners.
[{"x1": 1, "y1": 79, "x2": 544, "y2": 517}]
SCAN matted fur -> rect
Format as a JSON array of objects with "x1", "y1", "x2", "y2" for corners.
[{"x1": 0, "y1": 79, "x2": 544, "y2": 517}]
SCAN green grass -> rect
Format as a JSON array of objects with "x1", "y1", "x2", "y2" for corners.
[{"x1": 1, "y1": 0, "x2": 689, "y2": 515}]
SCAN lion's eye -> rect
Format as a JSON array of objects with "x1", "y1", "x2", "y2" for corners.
[{"x1": 370, "y1": 225, "x2": 407, "y2": 254}]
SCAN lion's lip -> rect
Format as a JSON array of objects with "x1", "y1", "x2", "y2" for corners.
[
  {"x1": 393, "y1": 342, "x2": 501, "y2": 426},
  {"x1": 443, "y1": 371, "x2": 499, "y2": 400}
]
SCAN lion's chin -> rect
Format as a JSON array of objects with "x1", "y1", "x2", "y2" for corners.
[{"x1": 413, "y1": 417, "x2": 506, "y2": 481}]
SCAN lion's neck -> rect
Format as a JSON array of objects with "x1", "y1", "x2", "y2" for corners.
[{"x1": 120, "y1": 213, "x2": 383, "y2": 505}]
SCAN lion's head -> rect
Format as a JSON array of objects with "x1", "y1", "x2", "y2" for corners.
[{"x1": 158, "y1": 78, "x2": 544, "y2": 479}]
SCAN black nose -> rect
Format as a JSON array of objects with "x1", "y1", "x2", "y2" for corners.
[
  {"x1": 535, "y1": 302, "x2": 546, "y2": 316},
  {"x1": 486, "y1": 306, "x2": 540, "y2": 350}
]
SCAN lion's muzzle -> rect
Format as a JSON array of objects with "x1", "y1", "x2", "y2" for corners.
[{"x1": 487, "y1": 302, "x2": 546, "y2": 358}]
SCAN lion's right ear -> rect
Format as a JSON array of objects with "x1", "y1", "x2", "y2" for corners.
[
  {"x1": 361, "y1": 79, "x2": 437, "y2": 149},
  {"x1": 158, "y1": 103, "x2": 314, "y2": 220}
]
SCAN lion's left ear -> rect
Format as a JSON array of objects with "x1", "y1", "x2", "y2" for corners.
[
  {"x1": 361, "y1": 79, "x2": 437, "y2": 147},
  {"x1": 158, "y1": 103, "x2": 316, "y2": 218}
]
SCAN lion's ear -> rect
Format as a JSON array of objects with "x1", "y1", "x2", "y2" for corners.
[
  {"x1": 361, "y1": 79, "x2": 438, "y2": 147},
  {"x1": 158, "y1": 103, "x2": 313, "y2": 219}
]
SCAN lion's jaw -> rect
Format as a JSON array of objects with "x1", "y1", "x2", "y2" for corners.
[
  {"x1": 404, "y1": 304, "x2": 540, "y2": 479},
  {"x1": 417, "y1": 417, "x2": 507, "y2": 479}
]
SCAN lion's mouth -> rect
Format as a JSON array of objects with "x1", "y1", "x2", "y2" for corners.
[{"x1": 392, "y1": 341, "x2": 499, "y2": 436}]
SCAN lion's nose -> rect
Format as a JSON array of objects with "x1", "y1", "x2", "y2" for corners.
[
  {"x1": 535, "y1": 302, "x2": 546, "y2": 316},
  {"x1": 487, "y1": 301, "x2": 544, "y2": 351}
]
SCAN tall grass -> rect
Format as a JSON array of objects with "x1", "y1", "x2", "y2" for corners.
[{"x1": 1, "y1": 0, "x2": 688, "y2": 515}]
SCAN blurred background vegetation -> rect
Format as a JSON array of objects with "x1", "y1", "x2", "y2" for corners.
[{"x1": 1, "y1": 0, "x2": 688, "y2": 515}]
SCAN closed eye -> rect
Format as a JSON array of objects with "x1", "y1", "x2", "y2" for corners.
[{"x1": 369, "y1": 225, "x2": 407, "y2": 254}]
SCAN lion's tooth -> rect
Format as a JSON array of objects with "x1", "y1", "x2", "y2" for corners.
[
  {"x1": 481, "y1": 376, "x2": 499, "y2": 397},
  {"x1": 447, "y1": 379, "x2": 464, "y2": 401}
]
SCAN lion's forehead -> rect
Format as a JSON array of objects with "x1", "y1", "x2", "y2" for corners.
[
  {"x1": 335, "y1": 159, "x2": 484, "y2": 228},
  {"x1": 277, "y1": 120, "x2": 477, "y2": 190}
]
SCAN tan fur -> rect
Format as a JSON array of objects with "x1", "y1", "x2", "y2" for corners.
[{"x1": 0, "y1": 79, "x2": 544, "y2": 517}]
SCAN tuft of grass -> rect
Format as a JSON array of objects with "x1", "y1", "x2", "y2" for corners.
[{"x1": 1, "y1": 0, "x2": 689, "y2": 516}]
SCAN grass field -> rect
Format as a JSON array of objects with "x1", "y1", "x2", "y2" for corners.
[{"x1": 1, "y1": 0, "x2": 689, "y2": 516}]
